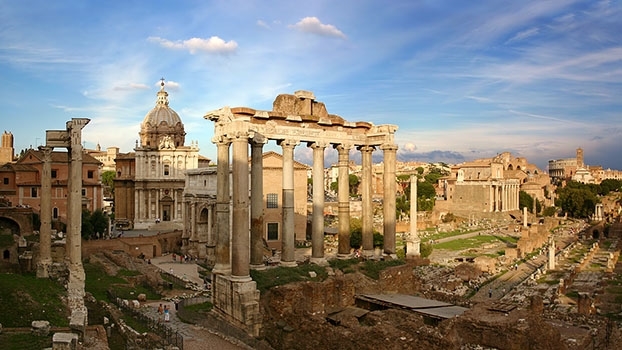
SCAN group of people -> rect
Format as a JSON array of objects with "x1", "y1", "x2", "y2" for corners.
[
  {"x1": 171, "y1": 253, "x2": 196, "y2": 264},
  {"x1": 157, "y1": 303, "x2": 171, "y2": 322}
]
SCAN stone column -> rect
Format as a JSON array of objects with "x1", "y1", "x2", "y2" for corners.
[
  {"x1": 335, "y1": 144, "x2": 352, "y2": 257},
  {"x1": 381, "y1": 144, "x2": 397, "y2": 256},
  {"x1": 37, "y1": 146, "x2": 53, "y2": 278},
  {"x1": 406, "y1": 175, "x2": 421, "y2": 257},
  {"x1": 231, "y1": 133, "x2": 250, "y2": 280},
  {"x1": 213, "y1": 138, "x2": 231, "y2": 275},
  {"x1": 66, "y1": 118, "x2": 89, "y2": 326},
  {"x1": 523, "y1": 206, "x2": 528, "y2": 227},
  {"x1": 359, "y1": 145, "x2": 374, "y2": 257},
  {"x1": 310, "y1": 142, "x2": 327, "y2": 265},
  {"x1": 494, "y1": 185, "x2": 499, "y2": 212},
  {"x1": 548, "y1": 237, "x2": 556, "y2": 270},
  {"x1": 250, "y1": 138, "x2": 265, "y2": 269},
  {"x1": 280, "y1": 139, "x2": 298, "y2": 267}
]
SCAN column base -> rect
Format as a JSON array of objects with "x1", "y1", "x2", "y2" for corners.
[
  {"x1": 36, "y1": 259, "x2": 52, "y2": 278},
  {"x1": 212, "y1": 264, "x2": 231, "y2": 276},
  {"x1": 362, "y1": 249, "x2": 376, "y2": 258},
  {"x1": 383, "y1": 253, "x2": 398, "y2": 260},
  {"x1": 250, "y1": 264, "x2": 267, "y2": 271},
  {"x1": 337, "y1": 253, "x2": 352, "y2": 260},
  {"x1": 309, "y1": 257, "x2": 329, "y2": 266},
  {"x1": 229, "y1": 275, "x2": 253, "y2": 283},
  {"x1": 280, "y1": 260, "x2": 298, "y2": 268}
]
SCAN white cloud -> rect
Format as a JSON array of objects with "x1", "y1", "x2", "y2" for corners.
[
  {"x1": 257, "y1": 20, "x2": 269, "y2": 29},
  {"x1": 147, "y1": 36, "x2": 238, "y2": 54},
  {"x1": 506, "y1": 27, "x2": 539, "y2": 44},
  {"x1": 290, "y1": 17, "x2": 346, "y2": 39},
  {"x1": 112, "y1": 83, "x2": 150, "y2": 91}
]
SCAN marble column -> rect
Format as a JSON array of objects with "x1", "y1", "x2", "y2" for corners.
[
  {"x1": 37, "y1": 146, "x2": 53, "y2": 278},
  {"x1": 213, "y1": 138, "x2": 231, "y2": 275},
  {"x1": 381, "y1": 144, "x2": 397, "y2": 256},
  {"x1": 231, "y1": 133, "x2": 250, "y2": 280},
  {"x1": 310, "y1": 142, "x2": 327, "y2": 264},
  {"x1": 250, "y1": 139, "x2": 265, "y2": 269},
  {"x1": 280, "y1": 139, "x2": 298, "y2": 267},
  {"x1": 548, "y1": 237, "x2": 556, "y2": 270},
  {"x1": 335, "y1": 144, "x2": 351, "y2": 257},
  {"x1": 359, "y1": 145, "x2": 374, "y2": 256},
  {"x1": 406, "y1": 175, "x2": 421, "y2": 257}
]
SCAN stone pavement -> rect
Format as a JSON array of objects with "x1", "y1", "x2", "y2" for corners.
[{"x1": 144, "y1": 255, "x2": 251, "y2": 350}]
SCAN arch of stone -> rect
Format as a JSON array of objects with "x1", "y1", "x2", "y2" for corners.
[{"x1": 204, "y1": 91, "x2": 398, "y2": 335}]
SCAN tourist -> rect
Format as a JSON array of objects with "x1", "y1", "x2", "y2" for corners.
[
  {"x1": 164, "y1": 305, "x2": 170, "y2": 322},
  {"x1": 488, "y1": 288, "x2": 492, "y2": 298}
]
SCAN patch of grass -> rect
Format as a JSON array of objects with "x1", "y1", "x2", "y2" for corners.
[
  {"x1": 121, "y1": 309, "x2": 150, "y2": 333},
  {"x1": 184, "y1": 301, "x2": 213, "y2": 313},
  {"x1": 84, "y1": 263, "x2": 161, "y2": 302},
  {"x1": 0, "y1": 333, "x2": 52, "y2": 350},
  {"x1": 329, "y1": 258, "x2": 360, "y2": 271},
  {"x1": 423, "y1": 228, "x2": 483, "y2": 243},
  {"x1": 0, "y1": 272, "x2": 69, "y2": 327},
  {"x1": 84, "y1": 263, "x2": 127, "y2": 301},
  {"x1": 250, "y1": 264, "x2": 328, "y2": 293},
  {"x1": 434, "y1": 235, "x2": 500, "y2": 251},
  {"x1": 117, "y1": 269, "x2": 142, "y2": 277},
  {"x1": 360, "y1": 259, "x2": 406, "y2": 280}
]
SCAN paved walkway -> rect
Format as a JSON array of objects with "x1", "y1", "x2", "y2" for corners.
[{"x1": 144, "y1": 256, "x2": 251, "y2": 350}]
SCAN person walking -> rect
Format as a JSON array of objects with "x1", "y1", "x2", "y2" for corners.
[{"x1": 164, "y1": 305, "x2": 170, "y2": 322}]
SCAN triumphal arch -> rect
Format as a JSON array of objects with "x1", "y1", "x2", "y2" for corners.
[{"x1": 205, "y1": 90, "x2": 397, "y2": 336}]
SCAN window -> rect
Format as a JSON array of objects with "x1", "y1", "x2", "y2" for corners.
[
  {"x1": 3, "y1": 177, "x2": 8, "y2": 185},
  {"x1": 164, "y1": 164, "x2": 170, "y2": 176},
  {"x1": 87, "y1": 170, "x2": 94, "y2": 179},
  {"x1": 81, "y1": 188, "x2": 86, "y2": 196},
  {"x1": 267, "y1": 223, "x2": 279, "y2": 241},
  {"x1": 267, "y1": 193, "x2": 278, "y2": 208},
  {"x1": 31, "y1": 187, "x2": 38, "y2": 197},
  {"x1": 51, "y1": 170, "x2": 57, "y2": 178},
  {"x1": 53, "y1": 208, "x2": 59, "y2": 219}
]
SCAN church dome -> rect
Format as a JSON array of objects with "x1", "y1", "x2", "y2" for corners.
[{"x1": 139, "y1": 80, "x2": 186, "y2": 149}]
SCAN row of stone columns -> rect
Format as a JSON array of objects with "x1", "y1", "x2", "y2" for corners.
[
  {"x1": 490, "y1": 183, "x2": 519, "y2": 212},
  {"x1": 211, "y1": 132, "x2": 398, "y2": 280}
]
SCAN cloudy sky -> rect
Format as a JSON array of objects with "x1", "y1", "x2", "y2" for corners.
[{"x1": 1, "y1": 0, "x2": 620, "y2": 171}]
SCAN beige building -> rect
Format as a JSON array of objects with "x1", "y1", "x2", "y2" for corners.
[
  {"x1": 86, "y1": 144, "x2": 119, "y2": 172},
  {"x1": 0, "y1": 131, "x2": 15, "y2": 165},
  {"x1": 114, "y1": 81, "x2": 206, "y2": 231}
]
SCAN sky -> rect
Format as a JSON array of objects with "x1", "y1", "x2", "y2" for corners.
[{"x1": 1, "y1": 0, "x2": 621, "y2": 171}]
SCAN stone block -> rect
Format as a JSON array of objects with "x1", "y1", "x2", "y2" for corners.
[
  {"x1": 31, "y1": 320, "x2": 50, "y2": 336},
  {"x1": 137, "y1": 293, "x2": 147, "y2": 302},
  {"x1": 52, "y1": 332, "x2": 78, "y2": 350}
]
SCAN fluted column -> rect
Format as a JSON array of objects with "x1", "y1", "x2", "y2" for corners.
[
  {"x1": 359, "y1": 145, "x2": 375, "y2": 256},
  {"x1": 231, "y1": 133, "x2": 250, "y2": 280},
  {"x1": 67, "y1": 119, "x2": 89, "y2": 266},
  {"x1": 37, "y1": 146, "x2": 53, "y2": 278},
  {"x1": 335, "y1": 144, "x2": 352, "y2": 257},
  {"x1": 406, "y1": 174, "x2": 421, "y2": 257},
  {"x1": 213, "y1": 138, "x2": 231, "y2": 275},
  {"x1": 250, "y1": 138, "x2": 266, "y2": 269},
  {"x1": 310, "y1": 142, "x2": 327, "y2": 264},
  {"x1": 280, "y1": 139, "x2": 298, "y2": 267},
  {"x1": 381, "y1": 144, "x2": 397, "y2": 256}
]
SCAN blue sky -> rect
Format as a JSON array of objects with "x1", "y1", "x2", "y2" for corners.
[{"x1": 1, "y1": 0, "x2": 620, "y2": 171}]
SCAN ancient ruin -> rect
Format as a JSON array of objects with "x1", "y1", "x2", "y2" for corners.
[{"x1": 204, "y1": 90, "x2": 398, "y2": 336}]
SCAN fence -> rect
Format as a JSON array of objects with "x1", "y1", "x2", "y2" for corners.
[{"x1": 107, "y1": 290, "x2": 184, "y2": 350}]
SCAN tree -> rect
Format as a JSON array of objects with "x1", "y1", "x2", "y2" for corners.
[
  {"x1": 420, "y1": 242, "x2": 433, "y2": 258},
  {"x1": 349, "y1": 174, "x2": 360, "y2": 196},
  {"x1": 556, "y1": 187, "x2": 600, "y2": 219},
  {"x1": 101, "y1": 170, "x2": 116, "y2": 198},
  {"x1": 81, "y1": 209, "x2": 109, "y2": 239},
  {"x1": 416, "y1": 167, "x2": 424, "y2": 175},
  {"x1": 519, "y1": 191, "x2": 534, "y2": 213}
]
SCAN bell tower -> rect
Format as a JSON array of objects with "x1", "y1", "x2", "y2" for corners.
[{"x1": 0, "y1": 131, "x2": 14, "y2": 164}]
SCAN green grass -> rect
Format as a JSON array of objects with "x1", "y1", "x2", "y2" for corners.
[
  {"x1": 0, "y1": 272, "x2": 69, "y2": 327},
  {"x1": 422, "y1": 228, "x2": 483, "y2": 243},
  {"x1": 84, "y1": 262, "x2": 161, "y2": 302},
  {"x1": 184, "y1": 301, "x2": 213, "y2": 313},
  {"x1": 84, "y1": 263, "x2": 128, "y2": 301},
  {"x1": 433, "y1": 235, "x2": 502, "y2": 251},
  {"x1": 360, "y1": 259, "x2": 406, "y2": 280},
  {"x1": 0, "y1": 333, "x2": 52, "y2": 350},
  {"x1": 250, "y1": 264, "x2": 329, "y2": 292},
  {"x1": 329, "y1": 258, "x2": 360, "y2": 272}
]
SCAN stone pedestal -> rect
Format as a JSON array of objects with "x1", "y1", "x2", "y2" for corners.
[
  {"x1": 212, "y1": 274, "x2": 261, "y2": 337},
  {"x1": 406, "y1": 237, "x2": 421, "y2": 257},
  {"x1": 52, "y1": 332, "x2": 78, "y2": 350}
]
